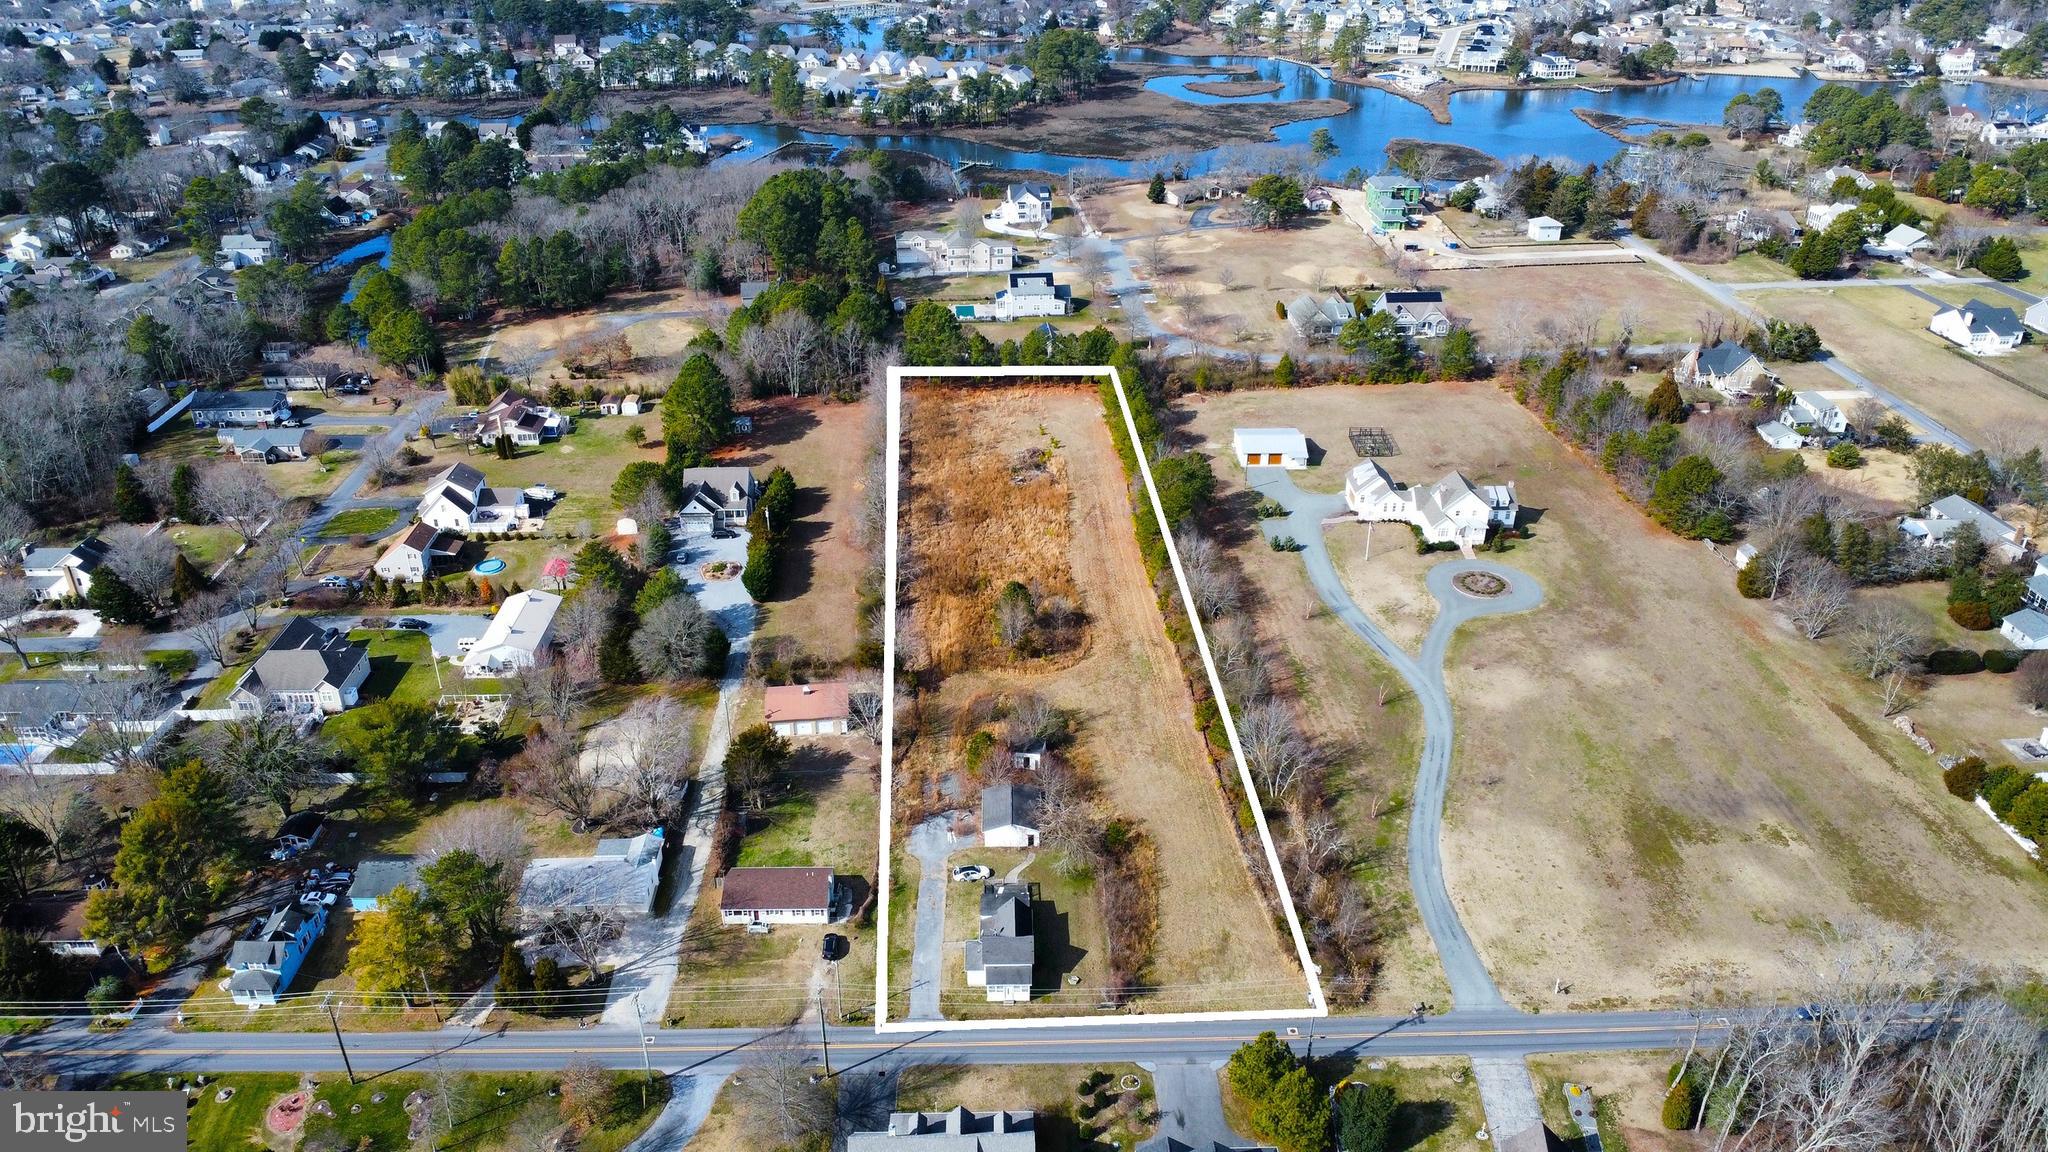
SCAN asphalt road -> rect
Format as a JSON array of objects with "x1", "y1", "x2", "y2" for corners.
[
  {"x1": 1249, "y1": 470, "x2": 1542, "y2": 1014},
  {"x1": 14, "y1": 1008, "x2": 1716, "y2": 1079},
  {"x1": 1617, "y1": 234, "x2": 1978, "y2": 453}
]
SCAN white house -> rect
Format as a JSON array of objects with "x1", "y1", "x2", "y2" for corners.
[
  {"x1": 459, "y1": 589, "x2": 562, "y2": 677},
  {"x1": 762, "y1": 681, "x2": 852, "y2": 737},
  {"x1": 1344, "y1": 460, "x2": 1518, "y2": 548},
  {"x1": 846, "y1": 1110, "x2": 1037, "y2": 1152},
  {"x1": 373, "y1": 522, "x2": 449, "y2": 583},
  {"x1": 1528, "y1": 53, "x2": 1579, "y2": 79},
  {"x1": 1679, "y1": 341, "x2": 1771, "y2": 398},
  {"x1": 417, "y1": 461, "x2": 531, "y2": 534},
  {"x1": 1755, "y1": 421, "x2": 1806, "y2": 450},
  {"x1": 674, "y1": 467, "x2": 760, "y2": 534},
  {"x1": 473, "y1": 389, "x2": 569, "y2": 445},
  {"x1": 519, "y1": 828, "x2": 665, "y2": 918},
  {"x1": 1285, "y1": 294, "x2": 1356, "y2": 342},
  {"x1": 1899, "y1": 495, "x2": 2029, "y2": 562},
  {"x1": 893, "y1": 231, "x2": 1017, "y2": 276},
  {"x1": 218, "y1": 233, "x2": 274, "y2": 269},
  {"x1": 1864, "y1": 224, "x2": 1929, "y2": 260},
  {"x1": 1372, "y1": 290, "x2": 1452, "y2": 338},
  {"x1": 1937, "y1": 45, "x2": 1978, "y2": 77},
  {"x1": 964, "y1": 881, "x2": 1033, "y2": 1002},
  {"x1": 228, "y1": 618, "x2": 369, "y2": 717},
  {"x1": 1526, "y1": 215, "x2": 1563, "y2": 242},
  {"x1": 1929, "y1": 300, "x2": 2026, "y2": 355},
  {"x1": 20, "y1": 538, "x2": 111, "y2": 601},
  {"x1": 986, "y1": 182, "x2": 1054, "y2": 229},
  {"x1": 981, "y1": 784, "x2": 1041, "y2": 848},
  {"x1": 2002, "y1": 608, "x2": 2048, "y2": 651},
  {"x1": 718, "y1": 866, "x2": 836, "y2": 926},
  {"x1": 1232, "y1": 427, "x2": 1310, "y2": 469},
  {"x1": 2030, "y1": 298, "x2": 2048, "y2": 338},
  {"x1": 955, "y1": 272, "x2": 1070, "y2": 321},
  {"x1": 1783, "y1": 392, "x2": 1850, "y2": 436}
]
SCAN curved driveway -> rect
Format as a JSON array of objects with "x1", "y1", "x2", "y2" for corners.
[{"x1": 1249, "y1": 468, "x2": 1543, "y2": 1013}]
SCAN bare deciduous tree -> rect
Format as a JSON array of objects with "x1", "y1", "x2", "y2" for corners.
[
  {"x1": 730, "y1": 1028, "x2": 835, "y2": 1152},
  {"x1": 1844, "y1": 601, "x2": 1928, "y2": 681},
  {"x1": 1782, "y1": 558, "x2": 1853, "y2": 640},
  {"x1": 419, "y1": 804, "x2": 532, "y2": 874},
  {"x1": 197, "y1": 464, "x2": 282, "y2": 546},
  {"x1": 178, "y1": 588, "x2": 236, "y2": 665},
  {"x1": 1238, "y1": 699, "x2": 1317, "y2": 802},
  {"x1": 847, "y1": 676, "x2": 884, "y2": 744}
]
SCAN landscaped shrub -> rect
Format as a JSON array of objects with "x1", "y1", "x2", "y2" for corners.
[
  {"x1": 1336, "y1": 1083, "x2": 1397, "y2": 1152},
  {"x1": 1948, "y1": 601, "x2": 1995, "y2": 630},
  {"x1": 1984, "y1": 649, "x2": 2024, "y2": 674},
  {"x1": 1943, "y1": 757, "x2": 1988, "y2": 799},
  {"x1": 1924, "y1": 649, "x2": 1986, "y2": 675},
  {"x1": 1736, "y1": 561, "x2": 1771, "y2": 598},
  {"x1": 1983, "y1": 766, "x2": 2030, "y2": 817},
  {"x1": 1661, "y1": 1076, "x2": 1701, "y2": 1130}
]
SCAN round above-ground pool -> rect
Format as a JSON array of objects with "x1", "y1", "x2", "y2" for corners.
[{"x1": 472, "y1": 558, "x2": 508, "y2": 576}]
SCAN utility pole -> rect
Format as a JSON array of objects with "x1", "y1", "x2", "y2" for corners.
[{"x1": 326, "y1": 1002, "x2": 357, "y2": 1084}]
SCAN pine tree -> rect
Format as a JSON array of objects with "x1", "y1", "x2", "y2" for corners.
[
  {"x1": 170, "y1": 552, "x2": 206, "y2": 604},
  {"x1": 112, "y1": 464, "x2": 153, "y2": 522},
  {"x1": 1147, "y1": 172, "x2": 1167, "y2": 204},
  {"x1": 170, "y1": 462, "x2": 200, "y2": 523},
  {"x1": 462, "y1": 575, "x2": 480, "y2": 604},
  {"x1": 497, "y1": 943, "x2": 530, "y2": 996},
  {"x1": 531, "y1": 955, "x2": 563, "y2": 1012},
  {"x1": 390, "y1": 577, "x2": 411, "y2": 607},
  {"x1": 1272, "y1": 353, "x2": 1298, "y2": 387},
  {"x1": 365, "y1": 571, "x2": 387, "y2": 602},
  {"x1": 87, "y1": 569, "x2": 152, "y2": 625}
]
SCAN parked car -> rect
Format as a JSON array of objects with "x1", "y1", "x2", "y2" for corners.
[
  {"x1": 397, "y1": 618, "x2": 431, "y2": 631},
  {"x1": 319, "y1": 575, "x2": 358, "y2": 590},
  {"x1": 951, "y1": 864, "x2": 991, "y2": 883},
  {"x1": 821, "y1": 933, "x2": 847, "y2": 962}
]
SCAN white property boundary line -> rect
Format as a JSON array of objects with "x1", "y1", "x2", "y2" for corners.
[{"x1": 876, "y1": 365, "x2": 1327, "y2": 1033}]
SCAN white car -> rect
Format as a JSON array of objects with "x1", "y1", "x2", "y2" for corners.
[
  {"x1": 951, "y1": 864, "x2": 991, "y2": 883},
  {"x1": 523, "y1": 485, "x2": 560, "y2": 501}
]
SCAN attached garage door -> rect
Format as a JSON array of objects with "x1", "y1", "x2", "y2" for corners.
[
  {"x1": 1264, "y1": 453, "x2": 1283, "y2": 465},
  {"x1": 795, "y1": 720, "x2": 816, "y2": 735}
]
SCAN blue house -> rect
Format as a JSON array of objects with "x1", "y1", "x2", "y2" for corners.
[
  {"x1": 347, "y1": 858, "x2": 419, "y2": 913},
  {"x1": 226, "y1": 903, "x2": 328, "y2": 1006}
]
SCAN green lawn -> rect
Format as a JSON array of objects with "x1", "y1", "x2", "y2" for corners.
[
  {"x1": 349, "y1": 629, "x2": 446, "y2": 703},
  {"x1": 408, "y1": 411, "x2": 664, "y2": 536},
  {"x1": 191, "y1": 624, "x2": 283, "y2": 709},
  {"x1": 106, "y1": 1071, "x2": 665, "y2": 1152},
  {"x1": 320, "y1": 507, "x2": 401, "y2": 538}
]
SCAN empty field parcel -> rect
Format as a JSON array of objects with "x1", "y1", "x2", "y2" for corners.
[
  {"x1": 1184, "y1": 382, "x2": 2048, "y2": 1010},
  {"x1": 890, "y1": 382, "x2": 1301, "y2": 1016}
]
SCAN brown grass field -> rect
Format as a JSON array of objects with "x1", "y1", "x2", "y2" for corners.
[
  {"x1": 895, "y1": 384, "x2": 1301, "y2": 1012},
  {"x1": 1177, "y1": 383, "x2": 2048, "y2": 1009},
  {"x1": 1528, "y1": 1051, "x2": 1701, "y2": 1152},
  {"x1": 1749, "y1": 287, "x2": 2048, "y2": 450},
  {"x1": 1436, "y1": 262, "x2": 1736, "y2": 348}
]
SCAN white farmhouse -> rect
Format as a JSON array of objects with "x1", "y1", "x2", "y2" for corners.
[
  {"x1": 1232, "y1": 427, "x2": 1310, "y2": 469},
  {"x1": 459, "y1": 589, "x2": 562, "y2": 677},
  {"x1": 417, "y1": 462, "x2": 531, "y2": 534},
  {"x1": 373, "y1": 522, "x2": 450, "y2": 583},
  {"x1": 1929, "y1": 300, "x2": 2026, "y2": 355},
  {"x1": 986, "y1": 182, "x2": 1054, "y2": 229},
  {"x1": 1343, "y1": 460, "x2": 1518, "y2": 548}
]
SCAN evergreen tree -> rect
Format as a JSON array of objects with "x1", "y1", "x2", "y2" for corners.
[
  {"x1": 113, "y1": 463, "x2": 153, "y2": 522},
  {"x1": 1643, "y1": 376, "x2": 1687, "y2": 423},
  {"x1": 170, "y1": 552, "x2": 206, "y2": 604},
  {"x1": 1272, "y1": 353, "x2": 1298, "y2": 387},
  {"x1": 1147, "y1": 173, "x2": 1167, "y2": 204},
  {"x1": 1971, "y1": 236, "x2": 2025, "y2": 281},
  {"x1": 88, "y1": 569, "x2": 152, "y2": 624},
  {"x1": 532, "y1": 955, "x2": 564, "y2": 1012},
  {"x1": 498, "y1": 942, "x2": 530, "y2": 994},
  {"x1": 1437, "y1": 328, "x2": 1481, "y2": 381},
  {"x1": 170, "y1": 462, "x2": 200, "y2": 523}
]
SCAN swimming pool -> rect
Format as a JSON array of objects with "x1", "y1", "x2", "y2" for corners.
[{"x1": 473, "y1": 558, "x2": 508, "y2": 576}]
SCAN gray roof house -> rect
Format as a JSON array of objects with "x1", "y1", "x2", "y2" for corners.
[
  {"x1": 1371, "y1": 290, "x2": 1451, "y2": 337},
  {"x1": 675, "y1": 467, "x2": 761, "y2": 533},
  {"x1": 1285, "y1": 294, "x2": 1356, "y2": 342},
  {"x1": 226, "y1": 901, "x2": 327, "y2": 1005},
  {"x1": 0, "y1": 677, "x2": 170, "y2": 750},
  {"x1": 963, "y1": 881, "x2": 1034, "y2": 1003},
  {"x1": 228, "y1": 618, "x2": 370, "y2": 717},
  {"x1": 189, "y1": 389, "x2": 294, "y2": 428},
  {"x1": 1929, "y1": 299, "x2": 2026, "y2": 355},
  {"x1": 1680, "y1": 341, "x2": 1771, "y2": 397},
  {"x1": 981, "y1": 784, "x2": 1042, "y2": 848},
  {"x1": 1899, "y1": 494, "x2": 2028, "y2": 561},
  {"x1": 218, "y1": 426, "x2": 309, "y2": 463},
  {"x1": 347, "y1": 858, "x2": 419, "y2": 912},
  {"x1": 20, "y1": 537, "x2": 111, "y2": 601},
  {"x1": 845, "y1": 1110, "x2": 1037, "y2": 1152}
]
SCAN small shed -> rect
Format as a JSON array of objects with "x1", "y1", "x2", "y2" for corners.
[
  {"x1": 1526, "y1": 215, "x2": 1563, "y2": 242},
  {"x1": 347, "y1": 858, "x2": 419, "y2": 912}
]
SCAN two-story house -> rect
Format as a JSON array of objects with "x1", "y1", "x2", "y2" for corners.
[
  {"x1": 417, "y1": 462, "x2": 531, "y2": 534},
  {"x1": 228, "y1": 618, "x2": 370, "y2": 717},
  {"x1": 227, "y1": 902, "x2": 328, "y2": 1005},
  {"x1": 674, "y1": 467, "x2": 761, "y2": 534}
]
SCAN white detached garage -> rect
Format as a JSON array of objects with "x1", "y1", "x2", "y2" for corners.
[
  {"x1": 1232, "y1": 427, "x2": 1309, "y2": 469},
  {"x1": 764, "y1": 681, "x2": 852, "y2": 737}
]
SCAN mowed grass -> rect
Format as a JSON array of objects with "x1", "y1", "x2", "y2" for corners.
[
  {"x1": 108, "y1": 1070, "x2": 666, "y2": 1152},
  {"x1": 350, "y1": 628, "x2": 444, "y2": 703},
  {"x1": 405, "y1": 409, "x2": 665, "y2": 537},
  {"x1": 1180, "y1": 382, "x2": 2048, "y2": 1010},
  {"x1": 1750, "y1": 286, "x2": 2048, "y2": 448},
  {"x1": 668, "y1": 739, "x2": 879, "y2": 1028},
  {"x1": 319, "y1": 507, "x2": 400, "y2": 537},
  {"x1": 1311, "y1": 1057, "x2": 1487, "y2": 1152},
  {"x1": 1529, "y1": 1050, "x2": 1692, "y2": 1152}
]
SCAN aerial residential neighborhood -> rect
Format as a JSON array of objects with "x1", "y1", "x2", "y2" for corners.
[{"x1": 0, "y1": 0, "x2": 2046, "y2": 1148}]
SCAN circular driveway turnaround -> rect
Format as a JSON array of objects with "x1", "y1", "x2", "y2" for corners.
[{"x1": 1248, "y1": 468, "x2": 1543, "y2": 1013}]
